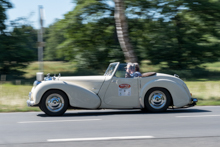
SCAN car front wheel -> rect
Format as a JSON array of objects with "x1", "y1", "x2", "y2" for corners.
[
  {"x1": 40, "y1": 90, "x2": 68, "y2": 116},
  {"x1": 144, "y1": 88, "x2": 171, "y2": 113}
]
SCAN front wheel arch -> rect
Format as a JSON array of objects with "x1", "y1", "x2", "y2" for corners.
[
  {"x1": 40, "y1": 89, "x2": 70, "y2": 107},
  {"x1": 39, "y1": 89, "x2": 69, "y2": 116}
]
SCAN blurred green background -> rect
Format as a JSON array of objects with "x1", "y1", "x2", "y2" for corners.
[{"x1": 0, "y1": 0, "x2": 220, "y2": 112}]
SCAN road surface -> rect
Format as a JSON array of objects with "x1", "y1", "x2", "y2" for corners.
[{"x1": 0, "y1": 106, "x2": 220, "y2": 147}]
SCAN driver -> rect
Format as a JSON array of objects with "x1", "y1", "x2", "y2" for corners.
[
  {"x1": 125, "y1": 63, "x2": 142, "y2": 78},
  {"x1": 125, "y1": 63, "x2": 134, "y2": 78}
]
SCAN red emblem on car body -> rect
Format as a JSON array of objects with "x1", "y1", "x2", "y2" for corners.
[{"x1": 119, "y1": 84, "x2": 131, "y2": 89}]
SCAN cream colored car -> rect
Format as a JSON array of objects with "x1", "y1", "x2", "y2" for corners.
[{"x1": 27, "y1": 62, "x2": 197, "y2": 116}]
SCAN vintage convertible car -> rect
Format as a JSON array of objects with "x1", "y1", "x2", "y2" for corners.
[{"x1": 27, "y1": 62, "x2": 197, "y2": 116}]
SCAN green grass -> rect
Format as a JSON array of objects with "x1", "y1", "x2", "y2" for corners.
[
  {"x1": 22, "y1": 61, "x2": 77, "y2": 79},
  {"x1": 0, "y1": 83, "x2": 40, "y2": 112},
  {"x1": 186, "y1": 81, "x2": 220, "y2": 106},
  {"x1": 0, "y1": 61, "x2": 220, "y2": 112},
  {"x1": 202, "y1": 62, "x2": 220, "y2": 71},
  {"x1": 0, "y1": 80, "x2": 219, "y2": 112}
]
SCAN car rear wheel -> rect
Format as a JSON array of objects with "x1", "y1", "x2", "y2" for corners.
[
  {"x1": 40, "y1": 90, "x2": 68, "y2": 116},
  {"x1": 144, "y1": 88, "x2": 171, "y2": 113}
]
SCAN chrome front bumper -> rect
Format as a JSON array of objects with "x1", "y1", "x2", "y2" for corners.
[
  {"x1": 27, "y1": 100, "x2": 35, "y2": 107},
  {"x1": 27, "y1": 92, "x2": 35, "y2": 107}
]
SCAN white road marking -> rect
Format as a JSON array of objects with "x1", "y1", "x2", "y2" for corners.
[
  {"x1": 48, "y1": 136, "x2": 154, "y2": 142},
  {"x1": 18, "y1": 119, "x2": 101, "y2": 123},
  {"x1": 176, "y1": 115, "x2": 220, "y2": 118}
]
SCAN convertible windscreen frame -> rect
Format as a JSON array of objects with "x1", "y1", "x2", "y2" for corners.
[{"x1": 104, "y1": 62, "x2": 119, "y2": 76}]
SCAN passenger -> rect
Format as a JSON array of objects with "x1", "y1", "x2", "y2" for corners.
[
  {"x1": 125, "y1": 63, "x2": 141, "y2": 78},
  {"x1": 133, "y1": 63, "x2": 142, "y2": 77}
]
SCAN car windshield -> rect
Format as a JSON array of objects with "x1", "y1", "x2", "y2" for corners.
[
  {"x1": 114, "y1": 63, "x2": 127, "y2": 78},
  {"x1": 104, "y1": 63, "x2": 117, "y2": 76}
]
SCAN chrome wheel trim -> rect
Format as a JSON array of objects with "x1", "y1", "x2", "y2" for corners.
[
  {"x1": 148, "y1": 90, "x2": 167, "y2": 109},
  {"x1": 45, "y1": 94, "x2": 64, "y2": 112}
]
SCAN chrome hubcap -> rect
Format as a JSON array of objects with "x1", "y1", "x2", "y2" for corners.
[
  {"x1": 149, "y1": 91, "x2": 166, "y2": 109},
  {"x1": 46, "y1": 94, "x2": 64, "y2": 112}
]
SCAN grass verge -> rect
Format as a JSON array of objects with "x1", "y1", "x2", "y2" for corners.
[
  {"x1": 0, "y1": 61, "x2": 220, "y2": 112},
  {"x1": 186, "y1": 81, "x2": 220, "y2": 106},
  {"x1": 0, "y1": 81, "x2": 220, "y2": 112},
  {"x1": 0, "y1": 83, "x2": 40, "y2": 112}
]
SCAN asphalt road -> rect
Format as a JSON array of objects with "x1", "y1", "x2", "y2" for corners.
[{"x1": 0, "y1": 106, "x2": 220, "y2": 147}]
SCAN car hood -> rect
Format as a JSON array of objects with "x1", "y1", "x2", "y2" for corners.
[{"x1": 58, "y1": 76, "x2": 106, "y2": 94}]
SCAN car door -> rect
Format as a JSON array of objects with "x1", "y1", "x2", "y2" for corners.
[{"x1": 104, "y1": 76, "x2": 140, "y2": 108}]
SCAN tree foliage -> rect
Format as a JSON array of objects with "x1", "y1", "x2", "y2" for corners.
[
  {"x1": 44, "y1": 0, "x2": 220, "y2": 70},
  {"x1": 143, "y1": 0, "x2": 220, "y2": 69},
  {"x1": 0, "y1": 1, "x2": 37, "y2": 75},
  {"x1": 0, "y1": 0, "x2": 12, "y2": 33},
  {"x1": 0, "y1": 25, "x2": 37, "y2": 74},
  {"x1": 45, "y1": 0, "x2": 124, "y2": 69},
  {"x1": 44, "y1": 20, "x2": 66, "y2": 61}
]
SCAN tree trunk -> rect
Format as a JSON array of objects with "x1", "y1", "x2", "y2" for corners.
[{"x1": 114, "y1": 0, "x2": 137, "y2": 63}]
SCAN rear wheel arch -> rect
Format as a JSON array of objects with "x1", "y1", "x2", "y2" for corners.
[
  {"x1": 145, "y1": 87, "x2": 173, "y2": 106},
  {"x1": 144, "y1": 87, "x2": 173, "y2": 112}
]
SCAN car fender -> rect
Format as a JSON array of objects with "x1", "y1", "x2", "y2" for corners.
[
  {"x1": 140, "y1": 79, "x2": 191, "y2": 108},
  {"x1": 32, "y1": 81, "x2": 101, "y2": 109}
]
